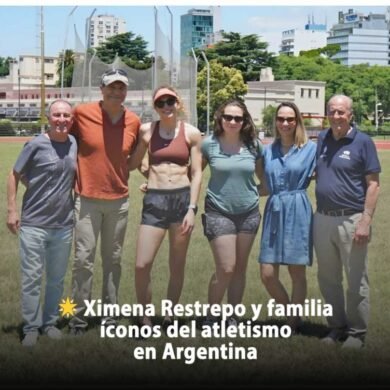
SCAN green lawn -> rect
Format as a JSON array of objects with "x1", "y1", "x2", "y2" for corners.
[{"x1": 0, "y1": 142, "x2": 389, "y2": 387}]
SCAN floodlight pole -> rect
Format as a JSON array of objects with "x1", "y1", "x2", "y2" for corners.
[
  {"x1": 153, "y1": 7, "x2": 158, "y2": 91},
  {"x1": 61, "y1": 6, "x2": 78, "y2": 96},
  {"x1": 88, "y1": 48, "x2": 97, "y2": 101},
  {"x1": 191, "y1": 48, "x2": 198, "y2": 128},
  {"x1": 166, "y1": 6, "x2": 173, "y2": 85},
  {"x1": 201, "y1": 51, "x2": 210, "y2": 135},
  {"x1": 81, "y1": 8, "x2": 96, "y2": 102}
]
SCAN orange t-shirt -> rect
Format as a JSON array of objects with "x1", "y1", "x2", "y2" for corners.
[{"x1": 71, "y1": 101, "x2": 140, "y2": 200}]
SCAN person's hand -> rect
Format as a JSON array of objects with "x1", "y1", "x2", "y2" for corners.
[
  {"x1": 354, "y1": 217, "x2": 370, "y2": 245},
  {"x1": 6, "y1": 211, "x2": 20, "y2": 234},
  {"x1": 181, "y1": 210, "x2": 195, "y2": 235},
  {"x1": 139, "y1": 182, "x2": 148, "y2": 193}
]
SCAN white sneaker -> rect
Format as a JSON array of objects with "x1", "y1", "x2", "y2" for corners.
[
  {"x1": 22, "y1": 331, "x2": 38, "y2": 347},
  {"x1": 321, "y1": 328, "x2": 346, "y2": 344},
  {"x1": 43, "y1": 326, "x2": 63, "y2": 340},
  {"x1": 342, "y1": 336, "x2": 364, "y2": 350}
]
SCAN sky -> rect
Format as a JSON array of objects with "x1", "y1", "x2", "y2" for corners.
[{"x1": 0, "y1": 1, "x2": 388, "y2": 59}]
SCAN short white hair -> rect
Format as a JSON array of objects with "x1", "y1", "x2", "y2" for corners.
[{"x1": 327, "y1": 95, "x2": 353, "y2": 114}]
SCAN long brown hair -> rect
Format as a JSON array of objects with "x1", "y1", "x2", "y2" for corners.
[
  {"x1": 273, "y1": 102, "x2": 307, "y2": 147},
  {"x1": 213, "y1": 99, "x2": 257, "y2": 151}
]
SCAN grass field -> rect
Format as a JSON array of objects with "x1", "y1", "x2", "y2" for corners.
[{"x1": 0, "y1": 142, "x2": 389, "y2": 388}]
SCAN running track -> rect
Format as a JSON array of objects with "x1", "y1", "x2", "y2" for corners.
[{"x1": 1, "y1": 137, "x2": 390, "y2": 150}]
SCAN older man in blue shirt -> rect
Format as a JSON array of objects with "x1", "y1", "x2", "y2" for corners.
[{"x1": 314, "y1": 94, "x2": 381, "y2": 349}]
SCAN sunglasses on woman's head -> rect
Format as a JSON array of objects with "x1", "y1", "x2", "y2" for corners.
[
  {"x1": 221, "y1": 114, "x2": 244, "y2": 123},
  {"x1": 155, "y1": 97, "x2": 177, "y2": 108}
]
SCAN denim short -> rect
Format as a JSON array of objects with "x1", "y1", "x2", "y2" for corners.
[
  {"x1": 201, "y1": 197, "x2": 261, "y2": 241},
  {"x1": 141, "y1": 187, "x2": 190, "y2": 229}
]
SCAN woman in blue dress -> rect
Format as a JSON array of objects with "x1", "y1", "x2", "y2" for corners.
[{"x1": 259, "y1": 102, "x2": 316, "y2": 332}]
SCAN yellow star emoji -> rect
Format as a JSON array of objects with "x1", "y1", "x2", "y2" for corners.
[{"x1": 59, "y1": 297, "x2": 77, "y2": 318}]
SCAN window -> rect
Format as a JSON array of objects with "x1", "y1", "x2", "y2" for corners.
[{"x1": 301, "y1": 88, "x2": 305, "y2": 98}]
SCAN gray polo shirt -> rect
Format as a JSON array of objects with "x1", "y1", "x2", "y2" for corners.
[{"x1": 14, "y1": 134, "x2": 77, "y2": 228}]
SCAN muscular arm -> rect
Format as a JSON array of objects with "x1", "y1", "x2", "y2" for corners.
[
  {"x1": 181, "y1": 126, "x2": 203, "y2": 234},
  {"x1": 127, "y1": 123, "x2": 150, "y2": 171},
  {"x1": 354, "y1": 173, "x2": 380, "y2": 244},
  {"x1": 188, "y1": 129, "x2": 203, "y2": 206},
  {"x1": 6, "y1": 170, "x2": 21, "y2": 234}
]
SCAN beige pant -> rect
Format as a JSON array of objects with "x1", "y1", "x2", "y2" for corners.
[
  {"x1": 70, "y1": 196, "x2": 129, "y2": 329},
  {"x1": 313, "y1": 211, "x2": 370, "y2": 338}
]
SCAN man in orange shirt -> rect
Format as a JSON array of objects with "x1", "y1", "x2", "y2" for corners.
[{"x1": 69, "y1": 69, "x2": 140, "y2": 335}]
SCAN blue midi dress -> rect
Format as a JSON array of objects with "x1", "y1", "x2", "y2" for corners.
[{"x1": 259, "y1": 140, "x2": 316, "y2": 265}]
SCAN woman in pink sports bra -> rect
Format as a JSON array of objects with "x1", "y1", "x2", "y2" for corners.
[{"x1": 128, "y1": 85, "x2": 202, "y2": 328}]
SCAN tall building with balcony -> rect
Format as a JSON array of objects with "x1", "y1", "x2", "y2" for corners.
[
  {"x1": 89, "y1": 14, "x2": 126, "y2": 48},
  {"x1": 327, "y1": 9, "x2": 390, "y2": 66},
  {"x1": 280, "y1": 18, "x2": 327, "y2": 56},
  {"x1": 180, "y1": 8, "x2": 214, "y2": 58}
]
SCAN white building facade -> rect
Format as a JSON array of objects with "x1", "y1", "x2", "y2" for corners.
[
  {"x1": 0, "y1": 55, "x2": 59, "y2": 89},
  {"x1": 280, "y1": 21, "x2": 327, "y2": 56},
  {"x1": 244, "y1": 69, "x2": 325, "y2": 126},
  {"x1": 89, "y1": 14, "x2": 127, "y2": 48},
  {"x1": 327, "y1": 9, "x2": 390, "y2": 66}
]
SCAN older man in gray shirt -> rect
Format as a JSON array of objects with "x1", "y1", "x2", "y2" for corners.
[{"x1": 6, "y1": 100, "x2": 77, "y2": 347}]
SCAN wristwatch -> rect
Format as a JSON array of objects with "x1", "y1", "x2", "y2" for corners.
[{"x1": 188, "y1": 204, "x2": 198, "y2": 215}]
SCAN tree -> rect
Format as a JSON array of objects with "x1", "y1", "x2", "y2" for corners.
[
  {"x1": 0, "y1": 56, "x2": 14, "y2": 77},
  {"x1": 261, "y1": 105, "x2": 277, "y2": 134},
  {"x1": 274, "y1": 54, "x2": 390, "y2": 125},
  {"x1": 95, "y1": 32, "x2": 152, "y2": 70},
  {"x1": 56, "y1": 49, "x2": 75, "y2": 87},
  {"x1": 0, "y1": 119, "x2": 15, "y2": 136},
  {"x1": 194, "y1": 32, "x2": 276, "y2": 82},
  {"x1": 299, "y1": 44, "x2": 341, "y2": 59},
  {"x1": 197, "y1": 60, "x2": 247, "y2": 132}
]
